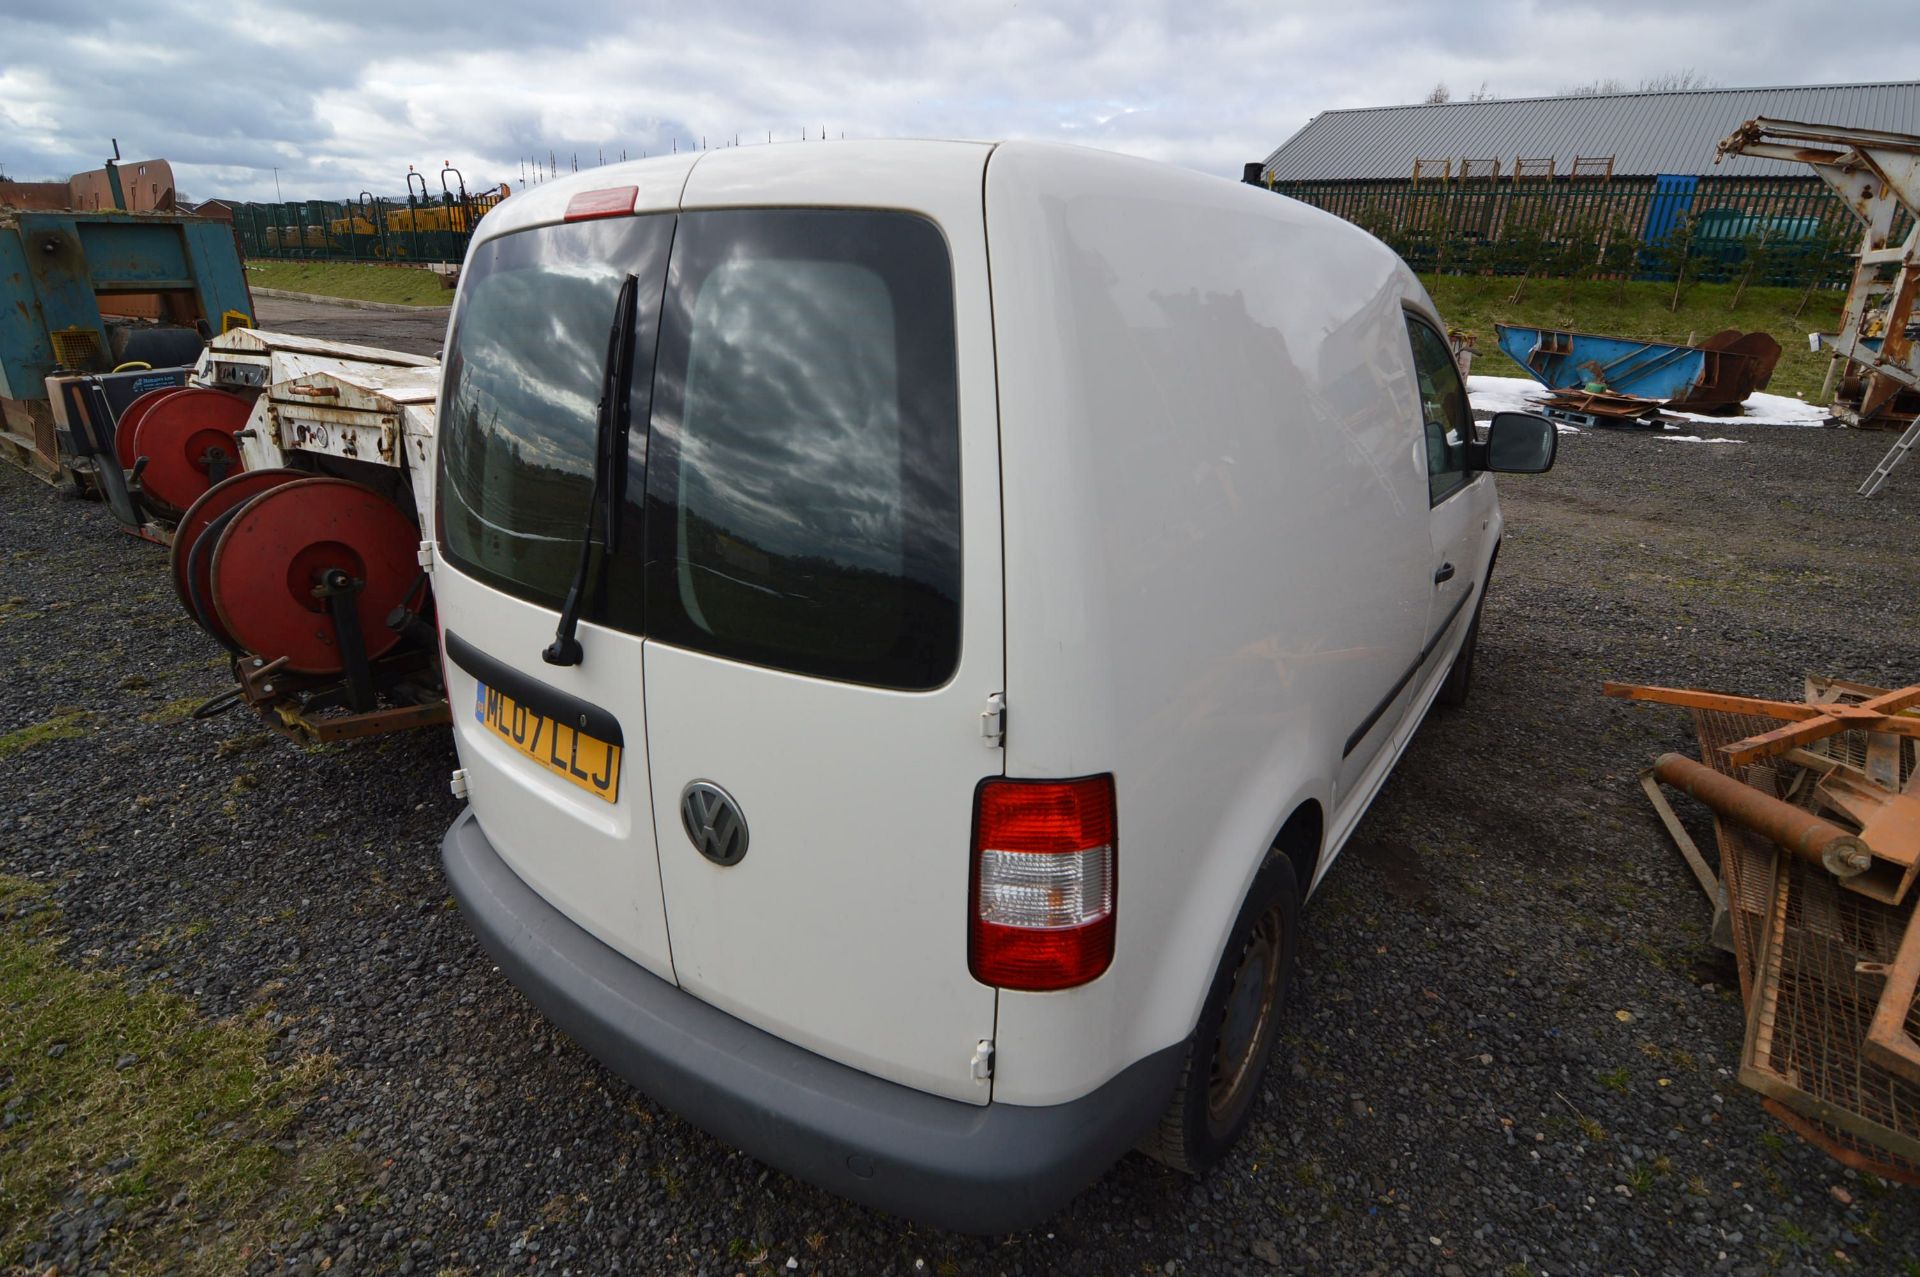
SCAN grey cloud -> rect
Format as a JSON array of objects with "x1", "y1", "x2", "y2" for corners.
[{"x1": 4, "y1": 0, "x2": 1918, "y2": 202}]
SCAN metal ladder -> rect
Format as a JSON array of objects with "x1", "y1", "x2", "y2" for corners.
[{"x1": 1860, "y1": 417, "x2": 1920, "y2": 497}]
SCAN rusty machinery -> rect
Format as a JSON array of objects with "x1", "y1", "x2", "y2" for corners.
[
  {"x1": 1717, "y1": 118, "x2": 1920, "y2": 493},
  {"x1": 1609, "y1": 676, "x2": 1920, "y2": 1182},
  {"x1": 1, "y1": 146, "x2": 256, "y2": 491},
  {"x1": 52, "y1": 326, "x2": 450, "y2": 743},
  {"x1": 166, "y1": 336, "x2": 448, "y2": 743}
]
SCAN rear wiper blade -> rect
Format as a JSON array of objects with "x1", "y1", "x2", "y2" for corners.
[{"x1": 544, "y1": 272, "x2": 639, "y2": 666}]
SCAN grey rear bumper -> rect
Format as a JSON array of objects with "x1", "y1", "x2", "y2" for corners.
[{"x1": 440, "y1": 807, "x2": 1185, "y2": 1234}]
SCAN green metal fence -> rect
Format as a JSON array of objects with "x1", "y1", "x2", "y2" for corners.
[
  {"x1": 1266, "y1": 176, "x2": 1890, "y2": 286},
  {"x1": 231, "y1": 187, "x2": 508, "y2": 265}
]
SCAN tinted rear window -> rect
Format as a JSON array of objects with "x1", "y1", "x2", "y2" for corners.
[
  {"x1": 437, "y1": 215, "x2": 673, "y2": 630},
  {"x1": 642, "y1": 210, "x2": 962, "y2": 690}
]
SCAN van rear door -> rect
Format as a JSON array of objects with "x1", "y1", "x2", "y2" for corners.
[
  {"x1": 639, "y1": 156, "x2": 1003, "y2": 1103},
  {"x1": 435, "y1": 201, "x2": 679, "y2": 980}
]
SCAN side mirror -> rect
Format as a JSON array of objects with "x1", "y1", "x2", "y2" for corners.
[{"x1": 1476, "y1": 411, "x2": 1557, "y2": 474}]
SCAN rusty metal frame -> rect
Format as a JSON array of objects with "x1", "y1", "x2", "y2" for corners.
[
  {"x1": 1737, "y1": 842, "x2": 1920, "y2": 1173},
  {"x1": 1638, "y1": 770, "x2": 1734, "y2": 951},
  {"x1": 1603, "y1": 680, "x2": 1920, "y2": 764},
  {"x1": 1717, "y1": 118, "x2": 1920, "y2": 475},
  {"x1": 1626, "y1": 682, "x2": 1920, "y2": 1180},
  {"x1": 235, "y1": 655, "x2": 449, "y2": 744},
  {"x1": 1865, "y1": 903, "x2": 1920, "y2": 1086}
]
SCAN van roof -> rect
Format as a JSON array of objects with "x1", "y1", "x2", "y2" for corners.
[
  {"x1": 465, "y1": 139, "x2": 1425, "y2": 318},
  {"x1": 470, "y1": 139, "x2": 997, "y2": 246}
]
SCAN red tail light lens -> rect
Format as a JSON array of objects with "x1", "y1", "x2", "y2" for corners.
[{"x1": 970, "y1": 775, "x2": 1117, "y2": 991}]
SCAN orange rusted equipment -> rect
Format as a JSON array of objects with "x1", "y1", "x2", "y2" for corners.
[
  {"x1": 1614, "y1": 674, "x2": 1920, "y2": 1183},
  {"x1": 1604, "y1": 681, "x2": 1920, "y2": 766},
  {"x1": 1652, "y1": 752, "x2": 1871, "y2": 878},
  {"x1": 1717, "y1": 118, "x2": 1920, "y2": 486}
]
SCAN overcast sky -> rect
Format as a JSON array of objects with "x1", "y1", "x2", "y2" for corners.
[{"x1": 3, "y1": 0, "x2": 1917, "y2": 203}]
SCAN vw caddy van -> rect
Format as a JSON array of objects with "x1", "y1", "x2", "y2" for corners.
[{"x1": 431, "y1": 140, "x2": 1555, "y2": 1233}]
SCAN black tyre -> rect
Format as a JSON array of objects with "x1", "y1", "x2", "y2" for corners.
[
  {"x1": 1140, "y1": 853, "x2": 1300, "y2": 1174},
  {"x1": 1435, "y1": 595, "x2": 1481, "y2": 708}
]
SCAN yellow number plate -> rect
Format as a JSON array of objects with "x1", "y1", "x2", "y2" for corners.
[{"x1": 475, "y1": 683, "x2": 621, "y2": 804}]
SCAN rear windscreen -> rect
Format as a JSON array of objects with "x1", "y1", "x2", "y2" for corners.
[
  {"x1": 437, "y1": 214, "x2": 673, "y2": 630},
  {"x1": 436, "y1": 208, "x2": 961, "y2": 690},
  {"x1": 644, "y1": 210, "x2": 961, "y2": 689}
]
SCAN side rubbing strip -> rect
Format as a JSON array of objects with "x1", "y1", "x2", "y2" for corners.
[
  {"x1": 444, "y1": 630, "x2": 625, "y2": 748},
  {"x1": 1341, "y1": 585, "x2": 1476, "y2": 759}
]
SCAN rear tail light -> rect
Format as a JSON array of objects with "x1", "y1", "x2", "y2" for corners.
[{"x1": 970, "y1": 775, "x2": 1116, "y2": 991}]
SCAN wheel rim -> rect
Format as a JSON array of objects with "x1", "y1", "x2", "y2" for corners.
[{"x1": 1207, "y1": 904, "x2": 1285, "y2": 1124}]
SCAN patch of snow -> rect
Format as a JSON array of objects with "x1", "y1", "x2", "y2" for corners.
[
  {"x1": 1466, "y1": 374, "x2": 1829, "y2": 429},
  {"x1": 1654, "y1": 435, "x2": 1747, "y2": 445},
  {"x1": 1466, "y1": 375, "x2": 1553, "y2": 416},
  {"x1": 1665, "y1": 390, "x2": 1827, "y2": 428}
]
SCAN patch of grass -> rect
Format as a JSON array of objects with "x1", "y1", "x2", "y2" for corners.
[
  {"x1": 0, "y1": 874, "x2": 365, "y2": 1274},
  {"x1": 247, "y1": 261, "x2": 450, "y2": 307},
  {"x1": 1597, "y1": 1066, "x2": 1631, "y2": 1095},
  {"x1": 1776, "y1": 1219, "x2": 1814, "y2": 1246},
  {"x1": 1425, "y1": 275, "x2": 1846, "y2": 401},
  {"x1": 0, "y1": 711, "x2": 93, "y2": 760},
  {"x1": 138, "y1": 697, "x2": 204, "y2": 726}
]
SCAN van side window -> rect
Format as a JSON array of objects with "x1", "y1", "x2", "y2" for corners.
[
  {"x1": 641, "y1": 210, "x2": 962, "y2": 691},
  {"x1": 1404, "y1": 317, "x2": 1473, "y2": 505}
]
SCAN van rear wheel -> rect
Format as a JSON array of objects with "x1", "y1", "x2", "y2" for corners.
[{"x1": 1139, "y1": 854, "x2": 1299, "y2": 1174}]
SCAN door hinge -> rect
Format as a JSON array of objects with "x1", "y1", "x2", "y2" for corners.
[
  {"x1": 417, "y1": 540, "x2": 436, "y2": 572},
  {"x1": 980, "y1": 692, "x2": 1006, "y2": 747},
  {"x1": 971, "y1": 1039, "x2": 995, "y2": 1081}
]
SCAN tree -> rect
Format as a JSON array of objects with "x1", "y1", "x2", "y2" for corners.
[
  {"x1": 1594, "y1": 213, "x2": 1641, "y2": 302},
  {"x1": 1727, "y1": 224, "x2": 1797, "y2": 310},
  {"x1": 1552, "y1": 216, "x2": 1605, "y2": 303},
  {"x1": 1499, "y1": 201, "x2": 1554, "y2": 302},
  {"x1": 1645, "y1": 212, "x2": 1705, "y2": 311},
  {"x1": 1424, "y1": 82, "x2": 1451, "y2": 105},
  {"x1": 1560, "y1": 77, "x2": 1627, "y2": 97},
  {"x1": 1791, "y1": 219, "x2": 1858, "y2": 317},
  {"x1": 1467, "y1": 82, "x2": 1497, "y2": 102},
  {"x1": 1638, "y1": 68, "x2": 1715, "y2": 92}
]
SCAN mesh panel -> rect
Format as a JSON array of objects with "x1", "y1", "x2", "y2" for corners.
[
  {"x1": 50, "y1": 327, "x2": 101, "y2": 368},
  {"x1": 1690, "y1": 706, "x2": 1920, "y2": 1182}
]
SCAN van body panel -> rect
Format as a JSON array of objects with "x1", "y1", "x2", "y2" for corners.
[
  {"x1": 436, "y1": 210, "x2": 681, "y2": 983},
  {"x1": 465, "y1": 153, "x2": 701, "y2": 246},
  {"x1": 438, "y1": 576, "x2": 674, "y2": 980},
  {"x1": 676, "y1": 138, "x2": 994, "y2": 212},
  {"x1": 641, "y1": 148, "x2": 1005, "y2": 1103},
  {"x1": 983, "y1": 141, "x2": 1436, "y2": 1105}
]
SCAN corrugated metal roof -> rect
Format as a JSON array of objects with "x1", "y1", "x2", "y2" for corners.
[{"x1": 1263, "y1": 82, "x2": 1920, "y2": 181}]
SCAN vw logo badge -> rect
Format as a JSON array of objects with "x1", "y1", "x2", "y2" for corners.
[{"x1": 680, "y1": 781, "x2": 748, "y2": 866}]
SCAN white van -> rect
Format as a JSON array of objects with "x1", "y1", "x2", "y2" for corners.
[{"x1": 431, "y1": 140, "x2": 1554, "y2": 1233}]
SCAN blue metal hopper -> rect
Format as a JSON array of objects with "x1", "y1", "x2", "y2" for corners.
[{"x1": 1494, "y1": 323, "x2": 1780, "y2": 413}]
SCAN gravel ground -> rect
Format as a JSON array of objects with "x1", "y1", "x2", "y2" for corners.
[
  {"x1": 4, "y1": 404, "x2": 1920, "y2": 1275},
  {"x1": 249, "y1": 296, "x2": 449, "y2": 356}
]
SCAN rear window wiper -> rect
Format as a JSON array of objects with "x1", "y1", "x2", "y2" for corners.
[{"x1": 543, "y1": 272, "x2": 639, "y2": 666}]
